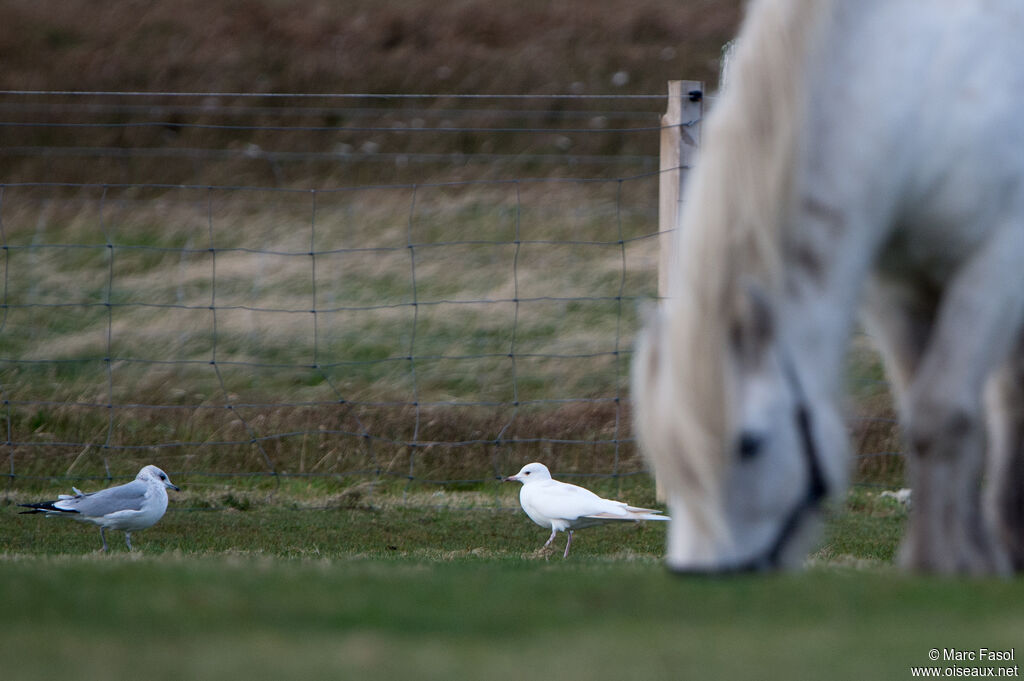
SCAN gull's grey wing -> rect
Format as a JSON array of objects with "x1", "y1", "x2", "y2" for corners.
[{"x1": 60, "y1": 479, "x2": 149, "y2": 516}]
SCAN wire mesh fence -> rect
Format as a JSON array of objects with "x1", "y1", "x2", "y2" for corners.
[
  {"x1": 0, "y1": 90, "x2": 900, "y2": 491},
  {"x1": 0, "y1": 90, "x2": 667, "y2": 187}
]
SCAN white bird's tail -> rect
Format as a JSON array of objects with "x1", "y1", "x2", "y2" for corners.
[{"x1": 584, "y1": 506, "x2": 670, "y2": 523}]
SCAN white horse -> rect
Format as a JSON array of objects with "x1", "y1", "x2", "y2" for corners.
[{"x1": 632, "y1": 0, "x2": 1024, "y2": 575}]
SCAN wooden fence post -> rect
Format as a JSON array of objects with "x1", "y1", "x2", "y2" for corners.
[
  {"x1": 655, "y1": 80, "x2": 703, "y2": 500},
  {"x1": 658, "y1": 80, "x2": 704, "y2": 298}
]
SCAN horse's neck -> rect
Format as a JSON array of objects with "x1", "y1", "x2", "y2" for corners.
[
  {"x1": 778, "y1": 293, "x2": 856, "y2": 400},
  {"x1": 772, "y1": 7, "x2": 922, "y2": 401},
  {"x1": 777, "y1": 188, "x2": 897, "y2": 403}
]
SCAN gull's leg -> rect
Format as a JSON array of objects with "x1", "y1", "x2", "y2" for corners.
[
  {"x1": 563, "y1": 530, "x2": 573, "y2": 558},
  {"x1": 542, "y1": 528, "x2": 557, "y2": 549},
  {"x1": 125, "y1": 532, "x2": 133, "y2": 551},
  {"x1": 100, "y1": 528, "x2": 109, "y2": 552}
]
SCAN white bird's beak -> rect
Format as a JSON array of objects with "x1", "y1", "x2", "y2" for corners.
[
  {"x1": 166, "y1": 481, "x2": 181, "y2": 491},
  {"x1": 503, "y1": 475, "x2": 520, "y2": 483}
]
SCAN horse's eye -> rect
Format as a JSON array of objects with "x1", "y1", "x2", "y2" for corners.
[{"x1": 737, "y1": 432, "x2": 763, "y2": 460}]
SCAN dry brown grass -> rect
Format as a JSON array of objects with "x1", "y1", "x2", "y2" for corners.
[
  {"x1": 0, "y1": 0, "x2": 744, "y2": 186},
  {"x1": 1, "y1": 179, "x2": 658, "y2": 485},
  {"x1": 1, "y1": 0, "x2": 741, "y2": 94},
  {"x1": 0, "y1": 1, "x2": 903, "y2": 490}
]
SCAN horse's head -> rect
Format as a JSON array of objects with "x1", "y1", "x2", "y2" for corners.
[{"x1": 632, "y1": 284, "x2": 844, "y2": 573}]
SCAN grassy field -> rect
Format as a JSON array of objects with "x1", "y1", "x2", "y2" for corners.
[
  {"x1": 3, "y1": 485, "x2": 1022, "y2": 681},
  {"x1": 0, "y1": 174, "x2": 900, "y2": 488},
  {"x1": 0, "y1": 179, "x2": 661, "y2": 485}
]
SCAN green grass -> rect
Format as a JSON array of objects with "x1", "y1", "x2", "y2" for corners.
[
  {"x1": 5, "y1": 485, "x2": 1011, "y2": 681},
  {"x1": 3, "y1": 555, "x2": 1022, "y2": 681}
]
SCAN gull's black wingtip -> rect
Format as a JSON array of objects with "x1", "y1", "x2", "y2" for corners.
[{"x1": 18, "y1": 501, "x2": 79, "y2": 515}]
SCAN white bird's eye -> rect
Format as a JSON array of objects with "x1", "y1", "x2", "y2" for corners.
[{"x1": 524, "y1": 471, "x2": 530, "y2": 475}]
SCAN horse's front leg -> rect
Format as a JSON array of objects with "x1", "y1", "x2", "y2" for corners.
[
  {"x1": 983, "y1": 345, "x2": 1024, "y2": 571},
  {"x1": 901, "y1": 401, "x2": 1001, "y2": 574},
  {"x1": 900, "y1": 223, "x2": 1024, "y2": 575}
]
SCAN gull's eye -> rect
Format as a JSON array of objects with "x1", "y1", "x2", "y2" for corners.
[
  {"x1": 159, "y1": 473, "x2": 167, "y2": 480},
  {"x1": 524, "y1": 471, "x2": 531, "y2": 475}
]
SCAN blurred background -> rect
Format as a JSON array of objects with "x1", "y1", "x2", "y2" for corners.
[
  {"x1": 1, "y1": 1, "x2": 735, "y2": 99},
  {"x1": 0, "y1": 0, "x2": 898, "y2": 496}
]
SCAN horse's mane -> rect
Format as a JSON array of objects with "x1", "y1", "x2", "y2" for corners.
[{"x1": 635, "y1": 0, "x2": 834, "y2": 526}]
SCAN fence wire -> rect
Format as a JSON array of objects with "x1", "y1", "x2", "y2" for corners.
[{"x1": 0, "y1": 91, "x2": 899, "y2": 490}]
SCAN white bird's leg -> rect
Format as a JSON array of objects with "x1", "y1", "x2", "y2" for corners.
[
  {"x1": 563, "y1": 530, "x2": 574, "y2": 558},
  {"x1": 99, "y1": 528, "x2": 109, "y2": 553},
  {"x1": 542, "y1": 528, "x2": 557, "y2": 549},
  {"x1": 125, "y1": 532, "x2": 133, "y2": 551}
]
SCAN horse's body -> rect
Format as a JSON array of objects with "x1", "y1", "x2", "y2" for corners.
[{"x1": 632, "y1": 0, "x2": 1024, "y2": 574}]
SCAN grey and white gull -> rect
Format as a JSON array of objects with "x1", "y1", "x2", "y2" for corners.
[
  {"x1": 504, "y1": 462, "x2": 669, "y2": 558},
  {"x1": 19, "y1": 465, "x2": 180, "y2": 551}
]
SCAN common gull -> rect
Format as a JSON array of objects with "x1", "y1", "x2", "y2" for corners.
[{"x1": 20, "y1": 465, "x2": 180, "y2": 551}]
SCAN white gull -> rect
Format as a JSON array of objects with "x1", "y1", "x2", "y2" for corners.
[
  {"x1": 504, "y1": 462, "x2": 669, "y2": 558},
  {"x1": 19, "y1": 465, "x2": 180, "y2": 551}
]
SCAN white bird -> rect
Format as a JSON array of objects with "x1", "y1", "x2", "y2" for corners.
[
  {"x1": 880, "y1": 488, "x2": 913, "y2": 508},
  {"x1": 504, "y1": 462, "x2": 669, "y2": 558},
  {"x1": 19, "y1": 465, "x2": 180, "y2": 551}
]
